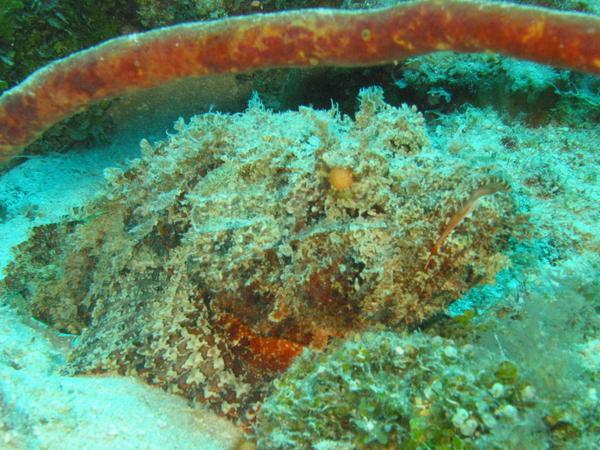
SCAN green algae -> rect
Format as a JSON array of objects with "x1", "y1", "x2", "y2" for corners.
[{"x1": 254, "y1": 262, "x2": 600, "y2": 449}]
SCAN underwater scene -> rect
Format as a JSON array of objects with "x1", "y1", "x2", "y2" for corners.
[{"x1": 0, "y1": 0, "x2": 598, "y2": 449}]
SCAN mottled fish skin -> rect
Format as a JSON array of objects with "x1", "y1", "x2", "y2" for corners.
[{"x1": 1, "y1": 0, "x2": 599, "y2": 159}]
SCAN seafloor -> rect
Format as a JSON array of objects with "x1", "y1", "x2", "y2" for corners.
[{"x1": 1, "y1": 2, "x2": 599, "y2": 450}]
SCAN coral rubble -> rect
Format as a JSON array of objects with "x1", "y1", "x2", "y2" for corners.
[{"x1": 1, "y1": 88, "x2": 519, "y2": 420}]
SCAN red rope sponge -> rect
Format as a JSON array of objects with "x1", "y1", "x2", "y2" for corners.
[{"x1": 1, "y1": 0, "x2": 599, "y2": 159}]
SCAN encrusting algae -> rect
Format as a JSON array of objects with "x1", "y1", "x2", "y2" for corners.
[{"x1": 1, "y1": 87, "x2": 522, "y2": 421}]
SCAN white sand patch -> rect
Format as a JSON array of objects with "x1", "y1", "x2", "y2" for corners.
[
  {"x1": 0, "y1": 304, "x2": 241, "y2": 449},
  {"x1": 0, "y1": 146, "x2": 133, "y2": 274}
]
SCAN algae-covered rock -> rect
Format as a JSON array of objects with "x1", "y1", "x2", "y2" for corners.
[
  {"x1": 0, "y1": 88, "x2": 519, "y2": 420},
  {"x1": 254, "y1": 327, "x2": 598, "y2": 449},
  {"x1": 254, "y1": 260, "x2": 600, "y2": 449},
  {"x1": 254, "y1": 331, "x2": 521, "y2": 449}
]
